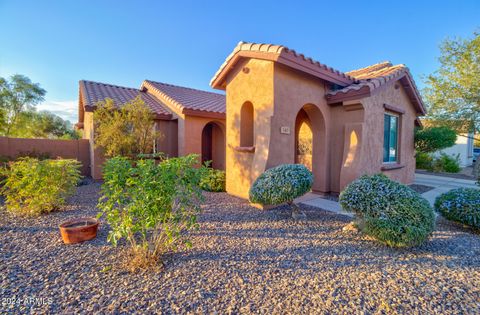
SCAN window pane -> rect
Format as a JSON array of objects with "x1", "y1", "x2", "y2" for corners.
[
  {"x1": 389, "y1": 116, "x2": 398, "y2": 162},
  {"x1": 383, "y1": 114, "x2": 390, "y2": 162}
]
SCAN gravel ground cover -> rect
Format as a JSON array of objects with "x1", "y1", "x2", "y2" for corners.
[{"x1": 1, "y1": 183, "x2": 479, "y2": 314}]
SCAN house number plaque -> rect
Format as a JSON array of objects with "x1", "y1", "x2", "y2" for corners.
[{"x1": 280, "y1": 126, "x2": 290, "y2": 134}]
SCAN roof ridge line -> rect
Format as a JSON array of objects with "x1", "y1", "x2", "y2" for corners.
[
  {"x1": 346, "y1": 61, "x2": 392, "y2": 73},
  {"x1": 144, "y1": 80, "x2": 224, "y2": 97},
  {"x1": 80, "y1": 79, "x2": 140, "y2": 91},
  {"x1": 142, "y1": 80, "x2": 187, "y2": 113}
]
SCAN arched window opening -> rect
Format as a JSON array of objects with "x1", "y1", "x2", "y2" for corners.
[{"x1": 240, "y1": 102, "x2": 254, "y2": 147}]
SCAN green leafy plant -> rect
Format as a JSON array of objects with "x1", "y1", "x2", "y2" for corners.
[
  {"x1": 199, "y1": 167, "x2": 226, "y2": 192},
  {"x1": 249, "y1": 164, "x2": 313, "y2": 218},
  {"x1": 415, "y1": 152, "x2": 433, "y2": 170},
  {"x1": 0, "y1": 158, "x2": 81, "y2": 216},
  {"x1": 97, "y1": 154, "x2": 206, "y2": 270},
  {"x1": 93, "y1": 96, "x2": 161, "y2": 158},
  {"x1": 432, "y1": 153, "x2": 460, "y2": 173},
  {"x1": 339, "y1": 174, "x2": 435, "y2": 247},
  {"x1": 435, "y1": 188, "x2": 480, "y2": 229},
  {"x1": 414, "y1": 126, "x2": 457, "y2": 153}
]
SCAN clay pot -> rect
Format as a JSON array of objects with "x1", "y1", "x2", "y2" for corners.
[{"x1": 59, "y1": 218, "x2": 99, "y2": 244}]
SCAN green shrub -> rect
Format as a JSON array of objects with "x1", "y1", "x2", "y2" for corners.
[
  {"x1": 339, "y1": 174, "x2": 435, "y2": 247},
  {"x1": 97, "y1": 154, "x2": 206, "y2": 270},
  {"x1": 432, "y1": 153, "x2": 460, "y2": 173},
  {"x1": 435, "y1": 188, "x2": 480, "y2": 229},
  {"x1": 416, "y1": 152, "x2": 433, "y2": 170},
  {"x1": 414, "y1": 126, "x2": 457, "y2": 153},
  {"x1": 249, "y1": 164, "x2": 312, "y2": 218},
  {"x1": 1, "y1": 158, "x2": 82, "y2": 216},
  {"x1": 200, "y1": 168, "x2": 225, "y2": 192}
]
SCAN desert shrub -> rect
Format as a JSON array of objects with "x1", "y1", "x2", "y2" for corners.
[
  {"x1": 0, "y1": 158, "x2": 82, "y2": 216},
  {"x1": 432, "y1": 153, "x2": 461, "y2": 173},
  {"x1": 415, "y1": 152, "x2": 433, "y2": 170},
  {"x1": 249, "y1": 164, "x2": 312, "y2": 217},
  {"x1": 435, "y1": 188, "x2": 480, "y2": 229},
  {"x1": 339, "y1": 174, "x2": 435, "y2": 247},
  {"x1": 200, "y1": 168, "x2": 225, "y2": 192},
  {"x1": 97, "y1": 154, "x2": 206, "y2": 270}
]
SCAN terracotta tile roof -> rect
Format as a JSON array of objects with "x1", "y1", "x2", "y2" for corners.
[
  {"x1": 142, "y1": 80, "x2": 226, "y2": 116},
  {"x1": 326, "y1": 62, "x2": 426, "y2": 114},
  {"x1": 211, "y1": 41, "x2": 355, "y2": 89},
  {"x1": 79, "y1": 80, "x2": 172, "y2": 118}
]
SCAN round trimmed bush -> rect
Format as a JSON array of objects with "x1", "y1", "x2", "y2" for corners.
[
  {"x1": 249, "y1": 164, "x2": 313, "y2": 205},
  {"x1": 339, "y1": 174, "x2": 435, "y2": 247},
  {"x1": 434, "y1": 188, "x2": 480, "y2": 229}
]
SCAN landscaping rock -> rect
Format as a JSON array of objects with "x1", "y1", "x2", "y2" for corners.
[{"x1": 0, "y1": 184, "x2": 479, "y2": 314}]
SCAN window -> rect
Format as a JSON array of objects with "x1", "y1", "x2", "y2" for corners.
[
  {"x1": 383, "y1": 114, "x2": 399, "y2": 163},
  {"x1": 240, "y1": 102, "x2": 254, "y2": 147}
]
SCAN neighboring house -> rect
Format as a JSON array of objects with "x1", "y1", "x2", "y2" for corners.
[
  {"x1": 77, "y1": 80, "x2": 226, "y2": 179},
  {"x1": 432, "y1": 132, "x2": 475, "y2": 167},
  {"x1": 77, "y1": 41, "x2": 426, "y2": 199}
]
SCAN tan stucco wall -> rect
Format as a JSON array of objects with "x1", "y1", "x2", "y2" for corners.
[
  {"x1": 182, "y1": 115, "x2": 225, "y2": 169},
  {"x1": 355, "y1": 83, "x2": 417, "y2": 185},
  {"x1": 155, "y1": 119, "x2": 178, "y2": 157},
  {"x1": 83, "y1": 111, "x2": 104, "y2": 179},
  {"x1": 223, "y1": 59, "x2": 418, "y2": 199},
  {"x1": 224, "y1": 58, "x2": 275, "y2": 198},
  {"x1": 0, "y1": 136, "x2": 91, "y2": 176}
]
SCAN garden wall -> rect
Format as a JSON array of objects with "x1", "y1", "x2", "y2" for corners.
[{"x1": 0, "y1": 137, "x2": 91, "y2": 176}]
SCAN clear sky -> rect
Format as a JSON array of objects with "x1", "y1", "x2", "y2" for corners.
[{"x1": 0, "y1": 0, "x2": 479, "y2": 123}]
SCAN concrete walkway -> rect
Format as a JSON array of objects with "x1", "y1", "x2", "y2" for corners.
[
  {"x1": 295, "y1": 193, "x2": 353, "y2": 217},
  {"x1": 413, "y1": 173, "x2": 478, "y2": 206},
  {"x1": 295, "y1": 173, "x2": 477, "y2": 216}
]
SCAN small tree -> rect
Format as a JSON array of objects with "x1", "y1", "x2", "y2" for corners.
[
  {"x1": 423, "y1": 31, "x2": 479, "y2": 133},
  {"x1": 414, "y1": 126, "x2": 457, "y2": 153},
  {"x1": 98, "y1": 155, "x2": 206, "y2": 270},
  {"x1": 93, "y1": 96, "x2": 160, "y2": 157},
  {"x1": 0, "y1": 75, "x2": 46, "y2": 136}
]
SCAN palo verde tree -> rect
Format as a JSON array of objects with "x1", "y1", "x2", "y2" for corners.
[
  {"x1": 0, "y1": 74, "x2": 46, "y2": 136},
  {"x1": 423, "y1": 31, "x2": 480, "y2": 133},
  {"x1": 93, "y1": 96, "x2": 161, "y2": 157}
]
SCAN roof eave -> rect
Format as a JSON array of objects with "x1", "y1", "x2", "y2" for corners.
[
  {"x1": 182, "y1": 108, "x2": 225, "y2": 119},
  {"x1": 211, "y1": 48, "x2": 354, "y2": 90}
]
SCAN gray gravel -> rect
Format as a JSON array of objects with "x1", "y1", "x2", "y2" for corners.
[{"x1": 1, "y1": 184, "x2": 479, "y2": 314}]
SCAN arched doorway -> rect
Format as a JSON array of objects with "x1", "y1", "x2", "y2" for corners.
[
  {"x1": 295, "y1": 110, "x2": 313, "y2": 170},
  {"x1": 294, "y1": 104, "x2": 327, "y2": 192},
  {"x1": 201, "y1": 122, "x2": 226, "y2": 170}
]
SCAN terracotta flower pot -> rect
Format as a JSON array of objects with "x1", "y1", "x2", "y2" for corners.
[{"x1": 59, "y1": 218, "x2": 99, "y2": 244}]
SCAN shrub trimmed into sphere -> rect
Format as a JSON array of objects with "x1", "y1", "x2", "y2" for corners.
[
  {"x1": 249, "y1": 164, "x2": 313, "y2": 210},
  {"x1": 435, "y1": 188, "x2": 480, "y2": 229},
  {"x1": 339, "y1": 174, "x2": 435, "y2": 247}
]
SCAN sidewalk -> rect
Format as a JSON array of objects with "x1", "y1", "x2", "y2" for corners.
[
  {"x1": 296, "y1": 173, "x2": 478, "y2": 216},
  {"x1": 414, "y1": 173, "x2": 477, "y2": 206}
]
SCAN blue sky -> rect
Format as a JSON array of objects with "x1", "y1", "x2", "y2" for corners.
[{"x1": 0, "y1": 0, "x2": 479, "y2": 123}]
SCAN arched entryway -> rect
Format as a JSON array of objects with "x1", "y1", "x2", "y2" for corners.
[
  {"x1": 294, "y1": 104, "x2": 327, "y2": 192},
  {"x1": 201, "y1": 122, "x2": 226, "y2": 170},
  {"x1": 295, "y1": 110, "x2": 313, "y2": 170}
]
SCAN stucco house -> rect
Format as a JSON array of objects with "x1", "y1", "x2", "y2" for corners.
[{"x1": 77, "y1": 42, "x2": 426, "y2": 199}]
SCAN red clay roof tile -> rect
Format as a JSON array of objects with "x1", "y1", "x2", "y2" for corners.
[
  {"x1": 211, "y1": 41, "x2": 355, "y2": 89},
  {"x1": 79, "y1": 80, "x2": 173, "y2": 118},
  {"x1": 326, "y1": 63, "x2": 426, "y2": 114},
  {"x1": 142, "y1": 80, "x2": 225, "y2": 115}
]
